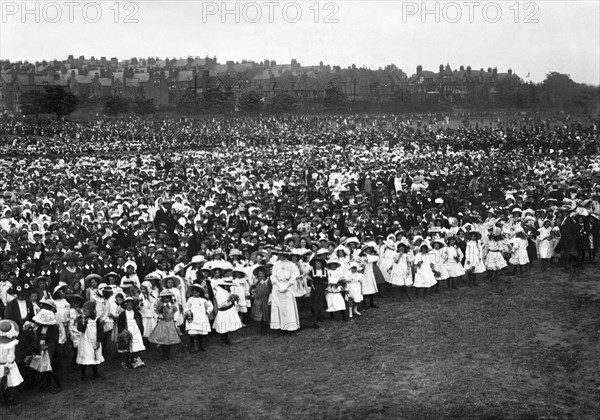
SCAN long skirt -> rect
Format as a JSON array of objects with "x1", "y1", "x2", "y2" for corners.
[{"x1": 270, "y1": 290, "x2": 300, "y2": 331}]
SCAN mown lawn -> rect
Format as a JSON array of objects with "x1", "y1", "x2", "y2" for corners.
[{"x1": 3, "y1": 263, "x2": 600, "y2": 420}]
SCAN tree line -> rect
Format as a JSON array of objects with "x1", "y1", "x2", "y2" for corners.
[{"x1": 17, "y1": 72, "x2": 600, "y2": 118}]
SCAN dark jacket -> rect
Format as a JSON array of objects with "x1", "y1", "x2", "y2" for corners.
[
  {"x1": 117, "y1": 309, "x2": 144, "y2": 336},
  {"x1": 76, "y1": 317, "x2": 105, "y2": 343}
]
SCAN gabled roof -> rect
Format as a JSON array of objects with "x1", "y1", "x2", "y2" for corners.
[{"x1": 98, "y1": 78, "x2": 113, "y2": 87}]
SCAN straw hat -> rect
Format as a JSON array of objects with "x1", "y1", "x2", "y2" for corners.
[
  {"x1": 0, "y1": 319, "x2": 20, "y2": 344},
  {"x1": 32, "y1": 308, "x2": 57, "y2": 326},
  {"x1": 160, "y1": 275, "x2": 181, "y2": 289}
]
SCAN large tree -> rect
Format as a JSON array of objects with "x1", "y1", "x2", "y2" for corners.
[
  {"x1": 238, "y1": 90, "x2": 263, "y2": 112},
  {"x1": 19, "y1": 91, "x2": 44, "y2": 117},
  {"x1": 322, "y1": 86, "x2": 349, "y2": 111},
  {"x1": 270, "y1": 92, "x2": 296, "y2": 113},
  {"x1": 39, "y1": 86, "x2": 78, "y2": 118},
  {"x1": 175, "y1": 88, "x2": 203, "y2": 115},
  {"x1": 103, "y1": 96, "x2": 130, "y2": 118},
  {"x1": 133, "y1": 97, "x2": 156, "y2": 117}
]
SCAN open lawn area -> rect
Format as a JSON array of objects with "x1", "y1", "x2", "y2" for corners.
[{"x1": 2, "y1": 264, "x2": 600, "y2": 420}]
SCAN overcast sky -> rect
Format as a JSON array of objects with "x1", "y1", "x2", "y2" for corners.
[{"x1": 1, "y1": 1, "x2": 598, "y2": 85}]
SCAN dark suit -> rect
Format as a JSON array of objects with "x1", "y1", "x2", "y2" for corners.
[{"x1": 4, "y1": 298, "x2": 35, "y2": 363}]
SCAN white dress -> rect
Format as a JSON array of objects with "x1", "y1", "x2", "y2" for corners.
[
  {"x1": 509, "y1": 237, "x2": 530, "y2": 265},
  {"x1": 55, "y1": 298, "x2": 71, "y2": 345},
  {"x1": 185, "y1": 297, "x2": 213, "y2": 335},
  {"x1": 346, "y1": 273, "x2": 364, "y2": 303},
  {"x1": 445, "y1": 246, "x2": 466, "y2": 277},
  {"x1": 429, "y1": 248, "x2": 449, "y2": 280},
  {"x1": 232, "y1": 277, "x2": 251, "y2": 313},
  {"x1": 463, "y1": 241, "x2": 486, "y2": 273},
  {"x1": 389, "y1": 253, "x2": 413, "y2": 286},
  {"x1": 0, "y1": 340, "x2": 24, "y2": 388},
  {"x1": 270, "y1": 260, "x2": 301, "y2": 331},
  {"x1": 378, "y1": 247, "x2": 396, "y2": 282},
  {"x1": 213, "y1": 286, "x2": 244, "y2": 334},
  {"x1": 536, "y1": 227, "x2": 553, "y2": 259},
  {"x1": 125, "y1": 310, "x2": 146, "y2": 353},
  {"x1": 325, "y1": 268, "x2": 346, "y2": 312},
  {"x1": 361, "y1": 255, "x2": 379, "y2": 295},
  {"x1": 484, "y1": 241, "x2": 508, "y2": 270},
  {"x1": 76, "y1": 318, "x2": 105, "y2": 365},
  {"x1": 413, "y1": 253, "x2": 437, "y2": 288},
  {"x1": 139, "y1": 293, "x2": 158, "y2": 338},
  {"x1": 69, "y1": 308, "x2": 82, "y2": 348}
]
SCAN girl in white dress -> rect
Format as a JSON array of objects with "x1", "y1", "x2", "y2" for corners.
[
  {"x1": 138, "y1": 281, "x2": 158, "y2": 346},
  {"x1": 413, "y1": 242, "x2": 437, "y2": 297},
  {"x1": 66, "y1": 294, "x2": 84, "y2": 369},
  {"x1": 213, "y1": 279, "x2": 244, "y2": 345},
  {"x1": 359, "y1": 242, "x2": 379, "y2": 309},
  {"x1": 184, "y1": 284, "x2": 214, "y2": 352},
  {"x1": 536, "y1": 220, "x2": 553, "y2": 271},
  {"x1": 76, "y1": 300, "x2": 105, "y2": 380},
  {"x1": 463, "y1": 231, "x2": 485, "y2": 287},
  {"x1": 0, "y1": 320, "x2": 24, "y2": 406},
  {"x1": 445, "y1": 236, "x2": 465, "y2": 290},
  {"x1": 325, "y1": 259, "x2": 347, "y2": 321},
  {"x1": 378, "y1": 235, "x2": 397, "y2": 284},
  {"x1": 509, "y1": 229, "x2": 530, "y2": 275},
  {"x1": 346, "y1": 262, "x2": 363, "y2": 317},
  {"x1": 231, "y1": 268, "x2": 251, "y2": 319},
  {"x1": 388, "y1": 242, "x2": 413, "y2": 301},
  {"x1": 485, "y1": 229, "x2": 508, "y2": 291},
  {"x1": 430, "y1": 239, "x2": 450, "y2": 293}
]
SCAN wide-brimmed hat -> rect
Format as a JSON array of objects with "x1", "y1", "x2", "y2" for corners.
[
  {"x1": 214, "y1": 279, "x2": 236, "y2": 288},
  {"x1": 160, "y1": 275, "x2": 181, "y2": 289},
  {"x1": 40, "y1": 298, "x2": 57, "y2": 312},
  {"x1": 309, "y1": 257, "x2": 327, "y2": 268},
  {"x1": 32, "y1": 276, "x2": 50, "y2": 289},
  {"x1": 252, "y1": 265, "x2": 269, "y2": 277},
  {"x1": 124, "y1": 261, "x2": 137, "y2": 272},
  {"x1": 32, "y1": 308, "x2": 57, "y2": 326},
  {"x1": 120, "y1": 296, "x2": 138, "y2": 308},
  {"x1": 325, "y1": 258, "x2": 342, "y2": 268},
  {"x1": 0, "y1": 319, "x2": 20, "y2": 344},
  {"x1": 359, "y1": 241, "x2": 377, "y2": 255},
  {"x1": 52, "y1": 282, "x2": 68, "y2": 296},
  {"x1": 231, "y1": 267, "x2": 247, "y2": 277},
  {"x1": 345, "y1": 237, "x2": 360, "y2": 247},
  {"x1": 467, "y1": 231, "x2": 482, "y2": 240},
  {"x1": 431, "y1": 239, "x2": 446, "y2": 248},
  {"x1": 65, "y1": 294, "x2": 85, "y2": 306},
  {"x1": 173, "y1": 262, "x2": 188, "y2": 275},
  {"x1": 190, "y1": 255, "x2": 206, "y2": 265},
  {"x1": 418, "y1": 241, "x2": 432, "y2": 252},
  {"x1": 120, "y1": 278, "x2": 137, "y2": 289},
  {"x1": 396, "y1": 241, "x2": 411, "y2": 252},
  {"x1": 103, "y1": 271, "x2": 120, "y2": 281},
  {"x1": 85, "y1": 274, "x2": 103, "y2": 288},
  {"x1": 159, "y1": 289, "x2": 174, "y2": 299}
]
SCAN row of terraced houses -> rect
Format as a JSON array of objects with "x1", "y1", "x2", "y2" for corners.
[{"x1": 0, "y1": 55, "x2": 522, "y2": 113}]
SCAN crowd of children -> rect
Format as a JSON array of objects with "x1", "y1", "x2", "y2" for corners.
[{"x1": 0, "y1": 221, "x2": 572, "y2": 406}]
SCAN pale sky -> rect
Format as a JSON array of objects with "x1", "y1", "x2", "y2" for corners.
[{"x1": 1, "y1": 0, "x2": 599, "y2": 85}]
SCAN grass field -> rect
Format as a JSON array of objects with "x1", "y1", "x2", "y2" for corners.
[{"x1": 2, "y1": 263, "x2": 600, "y2": 420}]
